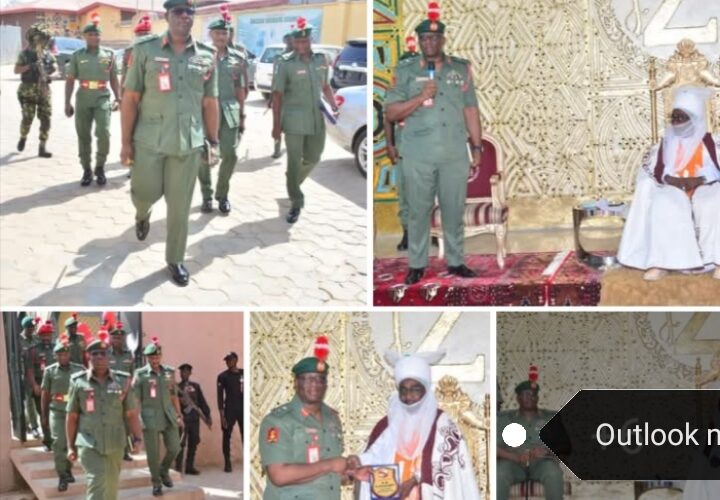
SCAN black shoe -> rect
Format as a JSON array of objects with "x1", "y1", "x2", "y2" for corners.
[
  {"x1": 135, "y1": 218, "x2": 150, "y2": 241},
  {"x1": 67, "y1": 473, "x2": 75, "y2": 483},
  {"x1": 405, "y1": 267, "x2": 425, "y2": 285},
  {"x1": 447, "y1": 264, "x2": 477, "y2": 278},
  {"x1": 224, "y1": 461, "x2": 232, "y2": 473},
  {"x1": 201, "y1": 199, "x2": 213, "y2": 213},
  {"x1": 152, "y1": 485, "x2": 163, "y2": 496},
  {"x1": 286, "y1": 207, "x2": 301, "y2": 224},
  {"x1": 17, "y1": 137, "x2": 26, "y2": 151},
  {"x1": 218, "y1": 198, "x2": 231, "y2": 214},
  {"x1": 58, "y1": 476, "x2": 68, "y2": 492},
  {"x1": 160, "y1": 475, "x2": 173, "y2": 488},
  {"x1": 396, "y1": 227, "x2": 408, "y2": 251},
  {"x1": 81, "y1": 169, "x2": 93, "y2": 187},
  {"x1": 95, "y1": 167, "x2": 106, "y2": 186},
  {"x1": 167, "y1": 263, "x2": 190, "y2": 287},
  {"x1": 123, "y1": 452, "x2": 132, "y2": 461},
  {"x1": 185, "y1": 467, "x2": 200, "y2": 475},
  {"x1": 38, "y1": 144, "x2": 52, "y2": 158}
]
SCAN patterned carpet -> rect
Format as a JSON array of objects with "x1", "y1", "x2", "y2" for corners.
[
  {"x1": 373, "y1": 251, "x2": 603, "y2": 306},
  {"x1": 600, "y1": 267, "x2": 720, "y2": 305}
]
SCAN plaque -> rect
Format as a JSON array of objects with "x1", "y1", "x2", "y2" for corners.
[{"x1": 370, "y1": 464, "x2": 400, "y2": 499}]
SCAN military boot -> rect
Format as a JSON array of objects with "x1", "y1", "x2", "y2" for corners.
[
  {"x1": 95, "y1": 165, "x2": 107, "y2": 186},
  {"x1": 175, "y1": 447, "x2": 184, "y2": 472},
  {"x1": 81, "y1": 167, "x2": 93, "y2": 187},
  {"x1": 17, "y1": 137, "x2": 26, "y2": 151},
  {"x1": 38, "y1": 143, "x2": 52, "y2": 158},
  {"x1": 397, "y1": 226, "x2": 408, "y2": 251},
  {"x1": 185, "y1": 447, "x2": 200, "y2": 475}
]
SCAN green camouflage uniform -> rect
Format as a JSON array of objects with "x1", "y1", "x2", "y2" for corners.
[
  {"x1": 272, "y1": 51, "x2": 329, "y2": 210},
  {"x1": 198, "y1": 46, "x2": 245, "y2": 203},
  {"x1": 16, "y1": 48, "x2": 55, "y2": 143}
]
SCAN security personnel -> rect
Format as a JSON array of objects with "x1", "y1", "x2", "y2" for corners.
[
  {"x1": 40, "y1": 335, "x2": 85, "y2": 491},
  {"x1": 385, "y1": 37, "x2": 420, "y2": 252},
  {"x1": 121, "y1": 0, "x2": 220, "y2": 287},
  {"x1": 65, "y1": 14, "x2": 121, "y2": 187},
  {"x1": 270, "y1": 30, "x2": 295, "y2": 160},
  {"x1": 133, "y1": 338, "x2": 183, "y2": 496},
  {"x1": 496, "y1": 378, "x2": 563, "y2": 500},
  {"x1": 176, "y1": 363, "x2": 212, "y2": 474},
  {"x1": 258, "y1": 338, "x2": 347, "y2": 499},
  {"x1": 25, "y1": 320, "x2": 55, "y2": 450},
  {"x1": 121, "y1": 15, "x2": 153, "y2": 96},
  {"x1": 108, "y1": 322, "x2": 136, "y2": 461},
  {"x1": 385, "y1": 4, "x2": 483, "y2": 285},
  {"x1": 198, "y1": 11, "x2": 245, "y2": 215},
  {"x1": 66, "y1": 333, "x2": 142, "y2": 500},
  {"x1": 19, "y1": 316, "x2": 41, "y2": 438},
  {"x1": 63, "y1": 314, "x2": 88, "y2": 366},
  {"x1": 271, "y1": 17, "x2": 338, "y2": 224},
  {"x1": 14, "y1": 23, "x2": 55, "y2": 158},
  {"x1": 217, "y1": 351, "x2": 243, "y2": 472}
]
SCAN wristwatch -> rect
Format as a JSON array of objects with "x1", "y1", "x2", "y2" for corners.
[
  {"x1": 132, "y1": 436, "x2": 142, "y2": 444},
  {"x1": 207, "y1": 138, "x2": 219, "y2": 146},
  {"x1": 471, "y1": 144, "x2": 484, "y2": 153}
]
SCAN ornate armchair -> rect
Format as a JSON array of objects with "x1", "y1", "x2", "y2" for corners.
[
  {"x1": 435, "y1": 375, "x2": 491, "y2": 498},
  {"x1": 429, "y1": 134, "x2": 509, "y2": 269}
]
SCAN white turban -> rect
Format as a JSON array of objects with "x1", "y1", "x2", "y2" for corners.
[
  {"x1": 385, "y1": 350, "x2": 446, "y2": 388},
  {"x1": 663, "y1": 86, "x2": 714, "y2": 177}
]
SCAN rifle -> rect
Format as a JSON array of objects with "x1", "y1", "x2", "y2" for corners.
[
  {"x1": 35, "y1": 35, "x2": 50, "y2": 98},
  {"x1": 179, "y1": 385, "x2": 210, "y2": 428}
]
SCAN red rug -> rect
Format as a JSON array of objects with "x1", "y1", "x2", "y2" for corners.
[{"x1": 373, "y1": 251, "x2": 603, "y2": 306}]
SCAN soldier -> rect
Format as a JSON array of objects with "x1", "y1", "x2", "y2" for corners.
[
  {"x1": 270, "y1": 30, "x2": 295, "y2": 160},
  {"x1": 258, "y1": 337, "x2": 349, "y2": 499},
  {"x1": 108, "y1": 322, "x2": 136, "y2": 461},
  {"x1": 271, "y1": 17, "x2": 338, "y2": 224},
  {"x1": 198, "y1": 9, "x2": 246, "y2": 215},
  {"x1": 25, "y1": 320, "x2": 55, "y2": 450},
  {"x1": 121, "y1": 15, "x2": 153, "y2": 96},
  {"x1": 65, "y1": 13, "x2": 121, "y2": 187},
  {"x1": 217, "y1": 351, "x2": 243, "y2": 472},
  {"x1": 14, "y1": 23, "x2": 55, "y2": 158},
  {"x1": 175, "y1": 363, "x2": 212, "y2": 474},
  {"x1": 66, "y1": 333, "x2": 143, "y2": 500},
  {"x1": 40, "y1": 335, "x2": 85, "y2": 491},
  {"x1": 385, "y1": 3, "x2": 483, "y2": 284},
  {"x1": 384, "y1": 36, "x2": 420, "y2": 252},
  {"x1": 133, "y1": 337, "x2": 183, "y2": 496},
  {"x1": 496, "y1": 372, "x2": 564, "y2": 500},
  {"x1": 19, "y1": 315, "x2": 42, "y2": 438},
  {"x1": 63, "y1": 313, "x2": 88, "y2": 367},
  {"x1": 121, "y1": 0, "x2": 220, "y2": 287}
]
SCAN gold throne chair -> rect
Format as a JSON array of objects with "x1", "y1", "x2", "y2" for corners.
[
  {"x1": 435, "y1": 375, "x2": 491, "y2": 498},
  {"x1": 649, "y1": 39, "x2": 720, "y2": 144}
]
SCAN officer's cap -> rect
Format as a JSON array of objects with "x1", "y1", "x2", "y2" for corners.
[
  {"x1": 38, "y1": 320, "x2": 54, "y2": 335},
  {"x1": 163, "y1": 0, "x2": 196, "y2": 10},
  {"x1": 86, "y1": 331, "x2": 110, "y2": 353},
  {"x1": 110, "y1": 322, "x2": 126, "y2": 336},
  {"x1": 54, "y1": 334, "x2": 71, "y2": 353},
  {"x1": 515, "y1": 380, "x2": 540, "y2": 394},
  {"x1": 143, "y1": 336, "x2": 162, "y2": 355},
  {"x1": 292, "y1": 336, "x2": 330, "y2": 375},
  {"x1": 292, "y1": 16, "x2": 313, "y2": 39},
  {"x1": 21, "y1": 316, "x2": 36, "y2": 328},
  {"x1": 64, "y1": 313, "x2": 79, "y2": 328},
  {"x1": 415, "y1": 1, "x2": 445, "y2": 35},
  {"x1": 179, "y1": 363, "x2": 193, "y2": 371},
  {"x1": 223, "y1": 351, "x2": 238, "y2": 361},
  {"x1": 83, "y1": 13, "x2": 102, "y2": 34},
  {"x1": 208, "y1": 4, "x2": 231, "y2": 31}
]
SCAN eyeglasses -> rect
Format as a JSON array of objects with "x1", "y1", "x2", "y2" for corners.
[
  {"x1": 297, "y1": 375, "x2": 327, "y2": 385},
  {"x1": 398, "y1": 386, "x2": 425, "y2": 397},
  {"x1": 171, "y1": 7, "x2": 195, "y2": 16},
  {"x1": 90, "y1": 351, "x2": 108, "y2": 357}
]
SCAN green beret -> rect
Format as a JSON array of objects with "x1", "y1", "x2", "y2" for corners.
[
  {"x1": 144, "y1": 343, "x2": 162, "y2": 355},
  {"x1": 415, "y1": 19, "x2": 445, "y2": 35},
  {"x1": 515, "y1": 381, "x2": 540, "y2": 394},
  {"x1": 110, "y1": 326, "x2": 126, "y2": 336},
  {"x1": 86, "y1": 338, "x2": 109, "y2": 353},
  {"x1": 21, "y1": 316, "x2": 35, "y2": 328},
  {"x1": 293, "y1": 27, "x2": 312, "y2": 39},
  {"x1": 82, "y1": 22, "x2": 101, "y2": 34},
  {"x1": 292, "y1": 356, "x2": 329, "y2": 376},
  {"x1": 208, "y1": 18, "x2": 231, "y2": 31},
  {"x1": 54, "y1": 340, "x2": 70, "y2": 353},
  {"x1": 163, "y1": 0, "x2": 195, "y2": 9},
  {"x1": 64, "y1": 316, "x2": 78, "y2": 328}
]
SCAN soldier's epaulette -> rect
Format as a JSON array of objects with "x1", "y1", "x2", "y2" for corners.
[
  {"x1": 196, "y1": 40, "x2": 216, "y2": 53},
  {"x1": 135, "y1": 34, "x2": 160, "y2": 46},
  {"x1": 112, "y1": 369, "x2": 131, "y2": 378},
  {"x1": 449, "y1": 55, "x2": 470, "y2": 66},
  {"x1": 70, "y1": 362, "x2": 85, "y2": 370},
  {"x1": 163, "y1": 365, "x2": 176, "y2": 373},
  {"x1": 270, "y1": 404, "x2": 291, "y2": 417},
  {"x1": 229, "y1": 47, "x2": 246, "y2": 60},
  {"x1": 280, "y1": 51, "x2": 295, "y2": 61},
  {"x1": 396, "y1": 56, "x2": 417, "y2": 69},
  {"x1": 71, "y1": 371, "x2": 87, "y2": 380},
  {"x1": 100, "y1": 46, "x2": 114, "y2": 55}
]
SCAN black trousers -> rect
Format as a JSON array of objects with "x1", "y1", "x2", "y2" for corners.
[
  {"x1": 222, "y1": 410, "x2": 242, "y2": 460},
  {"x1": 33, "y1": 392, "x2": 51, "y2": 448},
  {"x1": 176, "y1": 419, "x2": 200, "y2": 470}
]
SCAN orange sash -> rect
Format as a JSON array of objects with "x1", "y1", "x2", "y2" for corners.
[{"x1": 676, "y1": 143, "x2": 704, "y2": 196}]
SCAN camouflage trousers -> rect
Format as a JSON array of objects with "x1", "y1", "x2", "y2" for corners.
[{"x1": 17, "y1": 83, "x2": 51, "y2": 142}]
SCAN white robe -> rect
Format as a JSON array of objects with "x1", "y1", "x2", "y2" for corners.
[
  {"x1": 617, "y1": 135, "x2": 720, "y2": 271},
  {"x1": 357, "y1": 411, "x2": 483, "y2": 500}
]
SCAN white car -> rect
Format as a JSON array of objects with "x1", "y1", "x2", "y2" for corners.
[
  {"x1": 324, "y1": 85, "x2": 367, "y2": 177},
  {"x1": 255, "y1": 43, "x2": 342, "y2": 99}
]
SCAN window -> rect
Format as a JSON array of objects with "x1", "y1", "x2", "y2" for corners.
[{"x1": 120, "y1": 11, "x2": 134, "y2": 25}]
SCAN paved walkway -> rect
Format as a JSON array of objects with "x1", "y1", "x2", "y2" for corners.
[{"x1": 0, "y1": 65, "x2": 367, "y2": 306}]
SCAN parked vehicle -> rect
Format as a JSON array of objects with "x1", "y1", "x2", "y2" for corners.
[
  {"x1": 53, "y1": 37, "x2": 85, "y2": 79},
  {"x1": 323, "y1": 85, "x2": 367, "y2": 177},
  {"x1": 331, "y1": 39, "x2": 366, "y2": 89}
]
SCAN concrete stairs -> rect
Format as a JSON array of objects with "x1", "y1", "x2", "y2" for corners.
[{"x1": 10, "y1": 439, "x2": 204, "y2": 499}]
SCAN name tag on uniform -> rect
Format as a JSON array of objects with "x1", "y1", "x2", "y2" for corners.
[
  {"x1": 415, "y1": 76, "x2": 430, "y2": 82},
  {"x1": 296, "y1": 69, "x2": 307, "y2": 75},
  {"x1": 158, "y1": 72, "x2": 172, "y2": 92},
  {"x1": 150, "y1": 379, "x2": 157, "y2": 398},
  {"x1": 306, "y1": 444, "x2": 320, "y2": 463},
  {"x1": 86, "y1": 390, "x2": 95, "y2": 413}
]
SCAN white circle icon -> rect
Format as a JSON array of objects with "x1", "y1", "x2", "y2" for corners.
[{"x1": 502, "y1": 423, "x2": 527, "y2": 448}]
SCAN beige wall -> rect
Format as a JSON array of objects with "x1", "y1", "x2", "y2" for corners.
[
  {"x1": 78, "y1": 9, "x2": 168, "y2": 45},
  {"x1": 141, "y1": 312, "x2": 245, "y2": 468}
]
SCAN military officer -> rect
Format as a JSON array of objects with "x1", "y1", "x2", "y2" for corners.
[
  {"x1": 14, "y1": 23, "x2": 55, "y2": 158},
  {"x1": 121, "y1": 15, "x2": 153, "y2": 96},
  {"x1": 66, "y1": 333, "x2": 142, "y2": 500},
  {"x1": 65, "y1": 14, "x2": 121, "y2": 187},
  {"x1": 385, "y1": 5, "x2": 483, "y2": 284},
  {"x1": 258, "y1": 338, "x2": 348, "y2": 499},
  {"x1": 271, "y1": 17, "x2": 338, "y2": 224},
  {"x1": 133, "y1": 338, "x2": 183, "y2": 496},
  {"x1": 176, "y1": 363, "x2": 212, "y2": 474},
  {"x1": 19, "y1": 315, "x2": 42, "y2": 438},
  {"x1": 385, "y1": 36, "x2": 420, "y2": 252},
  {"x1": 63, "y1": 313, "x2": 88, "y2": 366},
  {"x1": 198, "y1": 11, "x2": 245, "y2": 215},
  {"x1": 40, "y1": 335, "x2": 85, "y2": 491},
  {"x1": 108, "y1": 322, "x2": 136, "y2": 461},
  {"x1": 121, "y1": 0, "x2": 220, "y2": 287},
  {"x1": 496, "y1": 378, "x2": 564, "y2": 500},
  {"x1": 270, "y1": 29, "x2": 295, "y2": 160},
  {"x1": 26, "y1": 320, "x2": 55, "y2": 450},
  {"x1": 217, "y1": 351, "x2": 243, "y2": 472}
]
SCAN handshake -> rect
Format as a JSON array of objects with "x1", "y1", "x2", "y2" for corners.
[{"x1": 325, "y1": 454, "x2": 371, "y2": 482}]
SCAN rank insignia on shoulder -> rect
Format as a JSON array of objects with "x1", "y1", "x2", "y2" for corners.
[{"x1": 266, "y1": 427, "x2": 279, "y2": 443}]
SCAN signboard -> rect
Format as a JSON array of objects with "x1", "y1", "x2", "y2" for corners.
[{"x1": 236, "y1": 9, "x2": 323, "y2": 57}]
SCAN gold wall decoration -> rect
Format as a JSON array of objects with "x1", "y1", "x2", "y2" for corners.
[
  {"x1": 374, "y1": 0, "x2": 720, "y2": 231},
  {"x1": 250, "y1": 312, "x2": 490, "y2": 499}
]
